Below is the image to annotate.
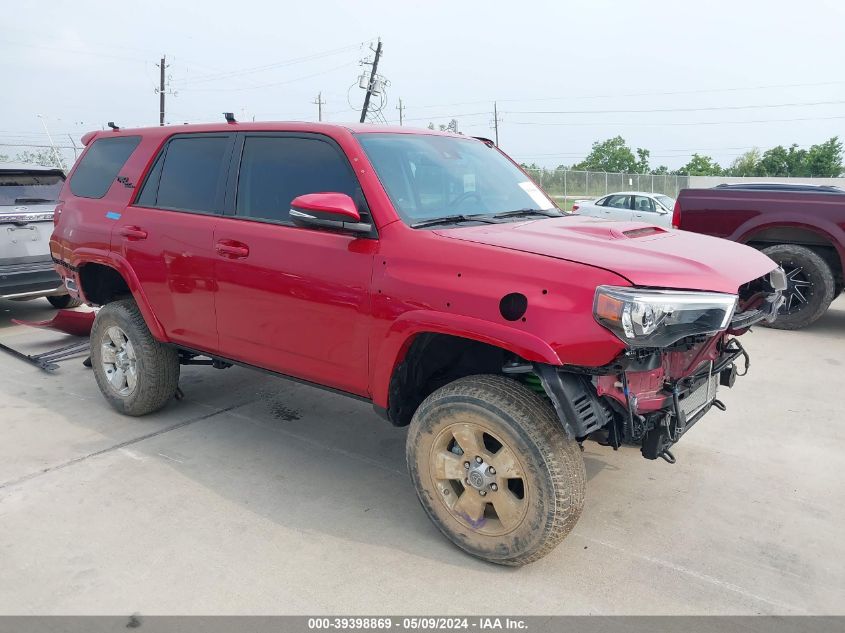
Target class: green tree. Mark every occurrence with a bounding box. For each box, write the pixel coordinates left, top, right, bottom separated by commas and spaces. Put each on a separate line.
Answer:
804, 136, 843, 177
15, 149, 65, 169
635, 148, 650, 174
675, 153, 722, 176
727, 148, 761, 177
573, 136, 646, 173
652, 165, 669, 175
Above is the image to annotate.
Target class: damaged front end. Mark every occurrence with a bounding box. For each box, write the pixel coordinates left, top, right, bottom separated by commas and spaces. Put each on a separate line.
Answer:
533, 269, 786, 462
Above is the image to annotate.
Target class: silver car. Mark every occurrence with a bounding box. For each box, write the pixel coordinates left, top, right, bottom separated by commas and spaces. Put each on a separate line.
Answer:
0, 162, 80, 307
573, 191, 676, 227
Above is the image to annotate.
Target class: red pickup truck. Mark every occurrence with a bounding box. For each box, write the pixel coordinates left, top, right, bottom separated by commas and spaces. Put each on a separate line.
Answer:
674, 183, 845, 329
51, 122, 783, 565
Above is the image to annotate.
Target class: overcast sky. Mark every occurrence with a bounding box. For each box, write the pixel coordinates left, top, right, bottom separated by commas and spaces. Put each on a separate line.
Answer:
3, 0, 845, 169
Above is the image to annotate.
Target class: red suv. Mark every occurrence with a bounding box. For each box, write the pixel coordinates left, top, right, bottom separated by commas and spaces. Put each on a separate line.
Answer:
51, 122, 784, 566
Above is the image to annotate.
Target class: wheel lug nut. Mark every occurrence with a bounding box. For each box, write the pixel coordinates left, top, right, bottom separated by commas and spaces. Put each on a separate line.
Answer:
490, 483, 498, 491
475, 456, 483, 463
479, 490, 486, 496
464, 461, 470, 469
488, 467, 496, 475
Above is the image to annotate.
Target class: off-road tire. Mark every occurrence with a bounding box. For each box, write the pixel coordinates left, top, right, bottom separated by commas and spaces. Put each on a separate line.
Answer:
406, 374, 586, 566
47, 294, 84, 309
90, 299, 179, 416
762, 244, 835, 330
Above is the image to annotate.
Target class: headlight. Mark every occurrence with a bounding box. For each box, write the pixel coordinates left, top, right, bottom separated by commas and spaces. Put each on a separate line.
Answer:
594, 286, 737, 347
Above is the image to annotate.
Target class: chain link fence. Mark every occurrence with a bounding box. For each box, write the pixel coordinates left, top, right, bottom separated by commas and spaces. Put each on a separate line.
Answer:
523, 168, 689, 204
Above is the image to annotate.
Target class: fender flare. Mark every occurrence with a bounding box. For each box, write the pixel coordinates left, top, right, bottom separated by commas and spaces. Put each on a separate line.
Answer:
735, 220, 845, 270
370, 309, 563, 407
73, 249, 169, 342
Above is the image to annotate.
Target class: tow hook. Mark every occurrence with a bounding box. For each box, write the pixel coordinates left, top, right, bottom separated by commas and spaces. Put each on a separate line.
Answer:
660, 449, 676, 464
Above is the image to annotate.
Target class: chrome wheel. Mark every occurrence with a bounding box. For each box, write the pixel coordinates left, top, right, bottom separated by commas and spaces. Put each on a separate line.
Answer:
782, 262, 814, 314
100, 325, 138, 397
430, 421, 529, 537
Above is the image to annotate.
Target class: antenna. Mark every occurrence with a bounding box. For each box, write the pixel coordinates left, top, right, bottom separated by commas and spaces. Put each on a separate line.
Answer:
223, 112, 237, 124
107, 122, 120, 131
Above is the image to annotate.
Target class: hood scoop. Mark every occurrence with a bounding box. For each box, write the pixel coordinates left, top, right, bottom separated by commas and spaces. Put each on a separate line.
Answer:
622, 226, 667, 238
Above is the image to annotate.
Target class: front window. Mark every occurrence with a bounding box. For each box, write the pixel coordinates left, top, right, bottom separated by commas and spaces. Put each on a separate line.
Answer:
0, 172, 64, 206
357, 133, 560, 225
655, 195, 675, 210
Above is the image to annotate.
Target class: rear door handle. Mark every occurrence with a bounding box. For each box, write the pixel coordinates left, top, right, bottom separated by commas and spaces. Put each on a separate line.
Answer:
215, 239, 250, 259
118, 225, 148, 240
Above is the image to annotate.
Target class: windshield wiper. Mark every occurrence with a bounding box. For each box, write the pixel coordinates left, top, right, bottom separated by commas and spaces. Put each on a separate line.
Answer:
410, 214, 497, 229
487, 208, 563, 219
14, 197, 56, 204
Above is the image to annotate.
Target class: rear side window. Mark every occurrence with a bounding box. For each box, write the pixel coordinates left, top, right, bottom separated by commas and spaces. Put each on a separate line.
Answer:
236, 136, 358, 223
69, 136, 141, 199
147, 136, 231, 213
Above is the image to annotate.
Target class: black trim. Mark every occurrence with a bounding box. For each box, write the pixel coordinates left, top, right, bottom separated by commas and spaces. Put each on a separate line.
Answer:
131, 132, 236, 216
173, 345, 372, 404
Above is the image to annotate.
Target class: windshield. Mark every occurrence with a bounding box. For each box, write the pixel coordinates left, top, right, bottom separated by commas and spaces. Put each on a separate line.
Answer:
357, 133, 559, 225
655, 194, 675, 210
0, 173, 64, 205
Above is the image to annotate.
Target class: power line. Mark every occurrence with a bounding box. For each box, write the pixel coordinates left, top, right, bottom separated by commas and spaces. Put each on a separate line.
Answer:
178, 41, 368, 86
390, 79, 845, 111
505, 99, 845, 116
179, 61, 357, 92
508, 114, 845, 127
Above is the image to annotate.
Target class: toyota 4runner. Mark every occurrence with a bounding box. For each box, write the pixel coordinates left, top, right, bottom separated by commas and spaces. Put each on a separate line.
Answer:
51, 122, 784, 566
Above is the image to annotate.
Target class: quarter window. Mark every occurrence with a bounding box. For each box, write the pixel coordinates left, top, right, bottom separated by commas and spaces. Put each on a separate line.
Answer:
236, 136, 359, 223
69, 136, 141, 199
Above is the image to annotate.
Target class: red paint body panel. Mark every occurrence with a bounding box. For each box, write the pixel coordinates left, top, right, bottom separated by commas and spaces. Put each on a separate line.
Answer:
51, 122, 777, 408
213, 216, 376, 397
675, 187, 845, 274
435, 216, 777, 294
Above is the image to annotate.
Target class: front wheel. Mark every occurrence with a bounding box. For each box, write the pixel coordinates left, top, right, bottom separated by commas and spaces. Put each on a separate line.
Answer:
90, 299, 180, 416
406, 375, 585, 566
762, 244, 835, 330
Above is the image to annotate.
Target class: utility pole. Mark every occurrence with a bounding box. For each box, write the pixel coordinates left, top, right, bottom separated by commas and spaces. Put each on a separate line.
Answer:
36, 115, 64, 169
157, 55, 167, 126
359, 38, 383, 124
492, 101, 500, 146
313, 92, 325, 121
396, 97, 404, 126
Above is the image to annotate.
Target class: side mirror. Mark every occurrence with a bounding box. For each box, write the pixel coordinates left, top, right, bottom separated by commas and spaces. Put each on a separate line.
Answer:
290, 192, 372, 234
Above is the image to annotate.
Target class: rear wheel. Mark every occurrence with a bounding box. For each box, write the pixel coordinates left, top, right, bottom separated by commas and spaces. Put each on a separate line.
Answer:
90, 299, 179, 416
406, 374, 585, 566
47, 294, 84, 309
762, 244, 835, 330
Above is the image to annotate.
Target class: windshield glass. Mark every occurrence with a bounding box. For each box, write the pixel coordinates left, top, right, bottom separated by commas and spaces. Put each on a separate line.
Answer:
357, 133, 559, 225
655, 194, 675, 210
0, 173, 64, 205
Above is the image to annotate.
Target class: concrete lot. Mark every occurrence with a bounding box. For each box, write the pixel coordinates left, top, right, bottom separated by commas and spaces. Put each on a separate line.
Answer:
0, 296, 843, 615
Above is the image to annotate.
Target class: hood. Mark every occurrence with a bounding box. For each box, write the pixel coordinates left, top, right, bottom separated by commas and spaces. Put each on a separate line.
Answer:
435, 216, 777, 294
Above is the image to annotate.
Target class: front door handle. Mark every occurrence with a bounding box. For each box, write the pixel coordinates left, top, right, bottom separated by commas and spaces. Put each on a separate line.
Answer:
215, 239, 250, 259
118, 225, 148, 240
